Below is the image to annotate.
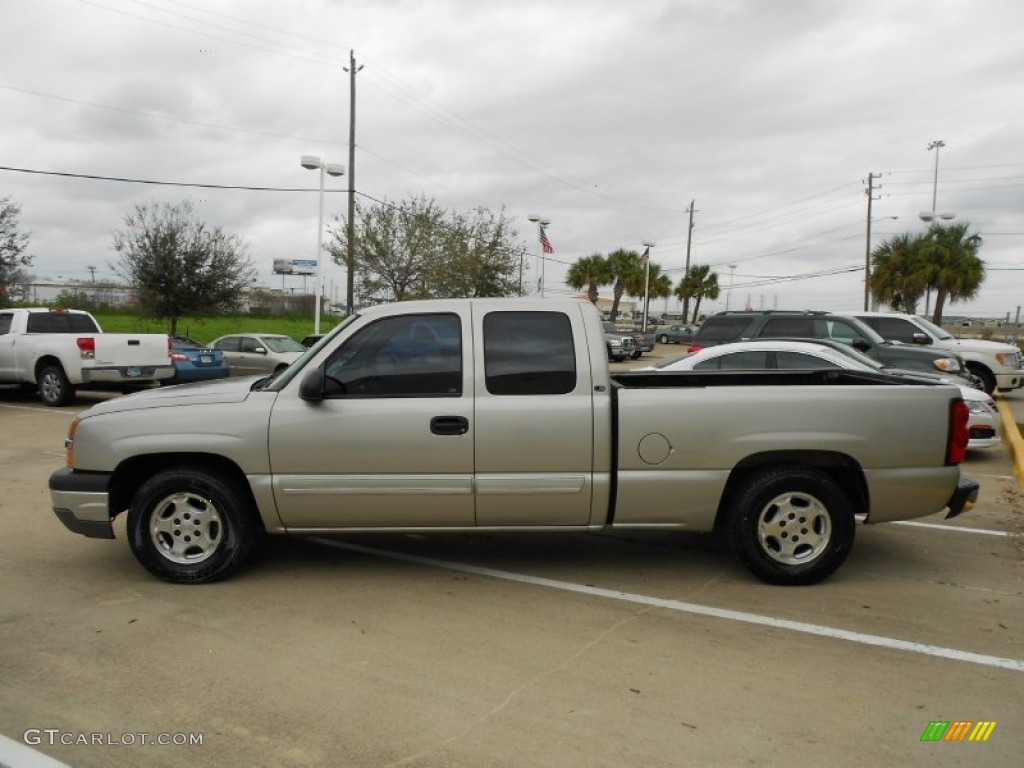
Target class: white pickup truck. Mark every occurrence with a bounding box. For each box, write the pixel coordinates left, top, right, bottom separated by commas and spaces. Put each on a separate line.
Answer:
49, 298, 978, 586
0, 307, 174, 406
853, 311, 1024, 394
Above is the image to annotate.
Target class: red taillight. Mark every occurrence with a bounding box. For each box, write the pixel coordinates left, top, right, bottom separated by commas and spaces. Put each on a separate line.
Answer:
687, 344, 703, 353
170, 352, 189, 362
946, 398, 970, 465
76, 337, 95, 359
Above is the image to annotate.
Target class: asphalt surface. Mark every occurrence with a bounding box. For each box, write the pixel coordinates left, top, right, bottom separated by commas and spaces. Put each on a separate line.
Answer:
0, 366, 1021, 768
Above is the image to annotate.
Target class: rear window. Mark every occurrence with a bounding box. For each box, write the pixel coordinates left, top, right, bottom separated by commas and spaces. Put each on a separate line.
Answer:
694, 315, 756, 343
25, 312, 99, 333
483, 311, 576, 395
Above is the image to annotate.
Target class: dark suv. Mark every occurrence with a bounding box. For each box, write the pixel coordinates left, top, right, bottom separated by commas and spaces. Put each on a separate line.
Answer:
689, 310, 972, 380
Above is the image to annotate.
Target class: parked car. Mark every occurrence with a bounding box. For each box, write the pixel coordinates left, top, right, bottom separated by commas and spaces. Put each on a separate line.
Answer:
209, 333, 306, 376
601, 322, 636, 362
642, 339, 1000, 450
688, 310, 975, 384
656, 324, 697, 345
168, 336, 230, 383
852, 311, 1024, 394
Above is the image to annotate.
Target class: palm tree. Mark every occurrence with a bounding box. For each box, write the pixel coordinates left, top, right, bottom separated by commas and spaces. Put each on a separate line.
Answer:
605, 248, 644, 320
565, 253, 612, 304
676, 264, 719, 323
923, 222, 984, 324
869, 233, 930, 313
624, 262, 672, 320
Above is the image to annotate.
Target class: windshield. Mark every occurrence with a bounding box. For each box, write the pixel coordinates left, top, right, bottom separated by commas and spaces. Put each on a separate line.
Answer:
262, 336, 307, 353
914, 315, 954, 341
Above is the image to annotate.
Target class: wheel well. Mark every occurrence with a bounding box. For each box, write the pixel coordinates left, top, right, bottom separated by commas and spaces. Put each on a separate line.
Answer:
712, 451, 868, 529
34, 356, 63, 382
108, 453, 264, 531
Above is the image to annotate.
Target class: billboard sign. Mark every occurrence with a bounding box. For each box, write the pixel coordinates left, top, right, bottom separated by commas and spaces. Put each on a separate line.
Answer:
273, 258, 318, 276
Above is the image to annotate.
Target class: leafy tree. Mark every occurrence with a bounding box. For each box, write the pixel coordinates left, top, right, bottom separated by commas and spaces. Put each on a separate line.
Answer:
869, 232, 930, 313
0, 196, 32, 308
326, 195, 522, 302
566, 253, 611, 303
605, 248, 644, 321
923, 222, 984, 324
676, 264, 720, 323
112, 200, 256, 335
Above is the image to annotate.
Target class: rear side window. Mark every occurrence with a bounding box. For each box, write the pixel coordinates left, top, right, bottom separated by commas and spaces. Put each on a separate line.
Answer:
0, 313, 12, 335
864, 317, 916, 343
25, 312, 99, 333
775, 351, 840, 370
483, 311, 576, 395
695, 315, 755, 343
759, 317, 817, 338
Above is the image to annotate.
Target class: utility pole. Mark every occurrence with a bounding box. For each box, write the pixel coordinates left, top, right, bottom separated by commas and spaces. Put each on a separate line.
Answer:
86, 265, 96, 283
864, 172, 880, 311
344, 50, 363, 315
681, 200, 696, 322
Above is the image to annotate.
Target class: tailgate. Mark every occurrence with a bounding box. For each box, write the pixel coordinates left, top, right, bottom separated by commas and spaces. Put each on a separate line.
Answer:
91, 334, 170, 366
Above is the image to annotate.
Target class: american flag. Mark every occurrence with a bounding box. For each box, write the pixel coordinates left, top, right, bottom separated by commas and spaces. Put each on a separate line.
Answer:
540, 225, 554, 254
640, 246, 650, 265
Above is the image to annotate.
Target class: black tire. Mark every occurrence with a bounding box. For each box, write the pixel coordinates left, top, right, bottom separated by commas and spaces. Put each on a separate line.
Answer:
728, 467, 855, 585
658, 334, 669, 344
631, 350, 642, 359
127, 467, 257, 584
966, 363, 996, 395
38, 364, 75, 407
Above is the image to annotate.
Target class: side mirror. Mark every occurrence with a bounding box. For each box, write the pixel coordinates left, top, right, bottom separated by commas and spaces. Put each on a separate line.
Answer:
253, 347, 267, 355
299, 365, 325, 402
852, 339, 870, 352
912, 332, 931, 345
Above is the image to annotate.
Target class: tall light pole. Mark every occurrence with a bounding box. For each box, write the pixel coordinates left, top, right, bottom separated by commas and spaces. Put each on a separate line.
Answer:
725, 264, 736, 311
527, 214, 550, 296
918, 141, 954, 316
301, 155, 345, 334
640, 241, 655, 332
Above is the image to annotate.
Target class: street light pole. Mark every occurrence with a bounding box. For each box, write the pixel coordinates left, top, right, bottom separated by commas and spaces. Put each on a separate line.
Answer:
641, 241, 655, 332
726, 264, 736, 311
918, 141, 954, 316
301, 155, 345, 335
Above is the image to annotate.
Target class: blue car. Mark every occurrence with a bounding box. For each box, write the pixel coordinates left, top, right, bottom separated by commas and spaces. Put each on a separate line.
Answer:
168, 336, 230, 383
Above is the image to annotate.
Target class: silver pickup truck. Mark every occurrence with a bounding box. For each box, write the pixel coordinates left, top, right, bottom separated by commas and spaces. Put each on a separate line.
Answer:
49, 298, 978, 586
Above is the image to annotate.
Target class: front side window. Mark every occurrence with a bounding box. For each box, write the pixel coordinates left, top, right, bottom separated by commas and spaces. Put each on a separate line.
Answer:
483, 311, 576, 395
263, 336, 306, 353
240, 337, 263, 353
869, 317, 917, 343
214, 337, 241, 352
826, 319, 870, 346
323, 313, 462, 397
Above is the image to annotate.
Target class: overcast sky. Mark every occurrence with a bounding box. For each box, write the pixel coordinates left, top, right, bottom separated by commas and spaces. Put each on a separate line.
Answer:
2, 0, 1022, 320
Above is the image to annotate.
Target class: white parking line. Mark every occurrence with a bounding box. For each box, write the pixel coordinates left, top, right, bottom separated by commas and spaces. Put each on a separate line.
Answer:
0, 403, 73, 416
310, 538, 1024, 673
891, 520, 1011, 537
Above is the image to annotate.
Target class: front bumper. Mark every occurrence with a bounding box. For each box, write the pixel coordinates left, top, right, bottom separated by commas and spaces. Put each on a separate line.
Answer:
944, 473, 979, 520
48, 467, 115, 539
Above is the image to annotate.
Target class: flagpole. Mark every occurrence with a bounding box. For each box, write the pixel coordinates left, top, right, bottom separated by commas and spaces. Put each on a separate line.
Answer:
527, 214, 551, 297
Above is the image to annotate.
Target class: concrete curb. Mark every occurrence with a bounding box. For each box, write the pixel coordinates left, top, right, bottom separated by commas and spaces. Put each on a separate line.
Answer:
995, 396, 1024, 489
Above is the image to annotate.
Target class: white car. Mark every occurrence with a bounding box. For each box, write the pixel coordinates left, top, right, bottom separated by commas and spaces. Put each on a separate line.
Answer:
640, 340, 1001, 450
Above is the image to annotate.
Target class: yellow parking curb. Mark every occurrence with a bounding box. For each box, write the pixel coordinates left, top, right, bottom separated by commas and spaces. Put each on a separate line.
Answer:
995, 395, 1024, 489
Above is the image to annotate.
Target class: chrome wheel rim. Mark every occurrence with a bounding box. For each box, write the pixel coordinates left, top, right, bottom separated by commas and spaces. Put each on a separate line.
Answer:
756, 491, 831, 565
149, 492, 223, 564
40, 372, 62, 402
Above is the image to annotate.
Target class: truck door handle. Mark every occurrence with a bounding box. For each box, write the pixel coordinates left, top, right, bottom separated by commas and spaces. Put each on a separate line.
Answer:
430, 416, 469, 435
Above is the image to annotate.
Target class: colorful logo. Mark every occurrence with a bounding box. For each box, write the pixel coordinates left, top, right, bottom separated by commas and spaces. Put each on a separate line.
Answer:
920, 721, 997, 742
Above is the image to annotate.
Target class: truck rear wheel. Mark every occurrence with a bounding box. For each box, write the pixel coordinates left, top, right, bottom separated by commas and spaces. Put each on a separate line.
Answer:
127, 467, 256, 584
728, 467, 855, 585
38, 364, 75, 407
658, 334, 669, 344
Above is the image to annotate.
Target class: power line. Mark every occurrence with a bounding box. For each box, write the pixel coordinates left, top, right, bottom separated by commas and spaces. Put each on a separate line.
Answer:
0, 164, 340, 191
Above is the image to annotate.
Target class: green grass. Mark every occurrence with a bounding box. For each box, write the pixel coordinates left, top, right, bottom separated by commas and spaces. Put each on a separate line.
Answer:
92, 313, 345, 344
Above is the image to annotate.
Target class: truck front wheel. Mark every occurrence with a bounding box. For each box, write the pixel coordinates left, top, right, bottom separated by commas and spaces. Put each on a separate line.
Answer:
966, 363, 996, 395
728, 467, 855, 586
127, 467, 257, 584
38, 364, 75, 407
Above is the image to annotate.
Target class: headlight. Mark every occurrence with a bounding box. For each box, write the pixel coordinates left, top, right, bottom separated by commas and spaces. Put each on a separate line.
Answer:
932, 357, 962, 372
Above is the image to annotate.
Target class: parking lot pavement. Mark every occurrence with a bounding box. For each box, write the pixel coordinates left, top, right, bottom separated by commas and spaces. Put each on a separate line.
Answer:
0, 385, 1021, 767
